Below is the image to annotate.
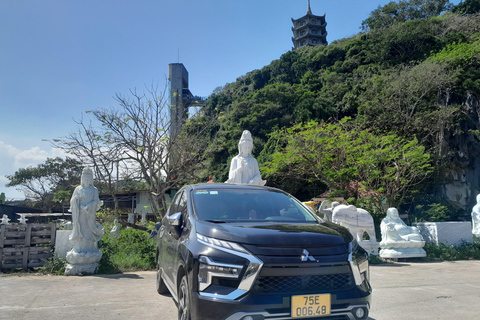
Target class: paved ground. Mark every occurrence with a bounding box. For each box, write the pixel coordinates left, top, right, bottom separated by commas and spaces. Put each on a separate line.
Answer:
1, 260, 479, 320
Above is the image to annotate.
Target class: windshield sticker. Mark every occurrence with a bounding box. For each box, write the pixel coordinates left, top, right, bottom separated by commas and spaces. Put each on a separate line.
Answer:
196, 190, 209, 195
210, 191, 218, 195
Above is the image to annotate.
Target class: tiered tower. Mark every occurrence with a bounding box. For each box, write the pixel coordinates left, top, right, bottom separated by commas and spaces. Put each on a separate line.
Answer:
291, 0, 327, 49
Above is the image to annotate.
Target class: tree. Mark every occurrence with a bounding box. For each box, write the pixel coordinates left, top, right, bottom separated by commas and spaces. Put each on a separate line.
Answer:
6, 157, 82, 212
0, 192, 5, 204
53, 84, 217, 218
262, 119, 433, 212
52, 114, 130, 218
452, 0, 480, 14
356, 61, 460, 157
362, 0, 453, 31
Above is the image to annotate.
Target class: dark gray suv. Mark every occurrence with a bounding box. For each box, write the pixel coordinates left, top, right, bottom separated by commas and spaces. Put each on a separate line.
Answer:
155, 183, 371, 320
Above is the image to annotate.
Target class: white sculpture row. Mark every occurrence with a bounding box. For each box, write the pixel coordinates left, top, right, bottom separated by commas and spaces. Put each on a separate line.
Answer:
1, 214, 28, 225
319, 201, 426, 258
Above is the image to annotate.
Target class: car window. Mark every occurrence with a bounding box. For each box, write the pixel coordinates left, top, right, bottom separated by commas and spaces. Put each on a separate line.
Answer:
168, 190, 184, 216
192, 188, 317, 222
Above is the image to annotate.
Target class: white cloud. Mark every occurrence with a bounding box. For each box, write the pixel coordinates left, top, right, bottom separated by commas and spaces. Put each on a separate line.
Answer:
0, 141, 66, 201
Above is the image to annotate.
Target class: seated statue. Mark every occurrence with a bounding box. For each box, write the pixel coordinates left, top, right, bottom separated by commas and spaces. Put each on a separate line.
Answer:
472, 194, 480, 236
380, 207, 425, 258
225, 130, 266, 186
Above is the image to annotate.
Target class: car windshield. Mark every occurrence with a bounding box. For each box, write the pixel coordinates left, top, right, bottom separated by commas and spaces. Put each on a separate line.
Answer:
192, 188, 317, 223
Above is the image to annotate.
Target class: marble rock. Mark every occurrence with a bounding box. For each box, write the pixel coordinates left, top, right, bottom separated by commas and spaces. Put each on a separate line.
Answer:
55, 230, 73, 259
413, 222, 473, 247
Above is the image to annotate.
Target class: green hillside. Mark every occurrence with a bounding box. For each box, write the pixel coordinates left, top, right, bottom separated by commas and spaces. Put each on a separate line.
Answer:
188, 3, 480, 221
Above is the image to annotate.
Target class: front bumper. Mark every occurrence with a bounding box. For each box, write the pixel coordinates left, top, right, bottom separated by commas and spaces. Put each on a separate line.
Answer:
190, 285, 371, 320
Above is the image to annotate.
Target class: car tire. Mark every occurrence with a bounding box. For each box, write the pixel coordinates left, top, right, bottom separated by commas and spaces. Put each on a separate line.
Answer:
156, 260, 169, 294
178, 275, 191, 320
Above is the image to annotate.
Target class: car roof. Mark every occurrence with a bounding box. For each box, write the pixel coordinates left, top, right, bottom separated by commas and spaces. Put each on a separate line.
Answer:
187, 183, 281, 192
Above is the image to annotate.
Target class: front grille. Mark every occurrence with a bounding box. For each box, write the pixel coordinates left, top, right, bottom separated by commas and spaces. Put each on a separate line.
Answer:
252, 273, 354, 293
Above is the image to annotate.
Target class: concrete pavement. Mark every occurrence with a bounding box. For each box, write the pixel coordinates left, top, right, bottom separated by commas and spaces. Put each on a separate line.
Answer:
1, 260, 479, 320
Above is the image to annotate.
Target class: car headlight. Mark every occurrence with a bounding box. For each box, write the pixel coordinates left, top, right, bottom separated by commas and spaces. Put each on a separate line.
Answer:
198, 256, 243, 291
348, 240, 370, 285
196, 233, 263, 300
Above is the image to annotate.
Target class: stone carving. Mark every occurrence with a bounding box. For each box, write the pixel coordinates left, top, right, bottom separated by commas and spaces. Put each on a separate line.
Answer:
472, 194, 480, 237
18, 214, 28, 224
226, 130, 266, 186
65, 167, 104, 275
318, 200, 340, 222
1, 214, 10, 225
110, 219, 121, 237
379, 207, 426, 258
332, 204, 379, 255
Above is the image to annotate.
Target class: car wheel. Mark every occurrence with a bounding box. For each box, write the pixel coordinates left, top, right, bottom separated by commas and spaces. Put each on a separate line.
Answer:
178, 275, 191, 320
156, 260, 169, 294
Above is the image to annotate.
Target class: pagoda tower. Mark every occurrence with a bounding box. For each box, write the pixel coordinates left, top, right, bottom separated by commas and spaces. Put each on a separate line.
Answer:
291, 0, 327, 49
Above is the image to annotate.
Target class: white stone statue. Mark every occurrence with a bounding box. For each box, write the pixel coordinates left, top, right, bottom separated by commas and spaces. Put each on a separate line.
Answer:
226, 130, 266, 186
379, 207, 426, 258
65, 167, 104, 275
1, 214, 10, 225
110, 219, 121, 237
318, 200, 340, 222
472, 194, 480, 237
332, 204, 376, 241
18, 214, 28, 224
332, 204, 379, 255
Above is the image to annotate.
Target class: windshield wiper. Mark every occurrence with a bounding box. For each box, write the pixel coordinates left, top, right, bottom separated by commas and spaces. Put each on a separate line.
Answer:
204, 220, 228, 224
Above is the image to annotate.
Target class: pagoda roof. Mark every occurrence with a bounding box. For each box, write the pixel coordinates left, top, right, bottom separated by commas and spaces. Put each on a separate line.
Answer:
292, 20, 327, 31
292, 32, 327, 42
292, 12, 326, 24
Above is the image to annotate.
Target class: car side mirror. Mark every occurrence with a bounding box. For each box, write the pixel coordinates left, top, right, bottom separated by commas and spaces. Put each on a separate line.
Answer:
169, 212, 182, 226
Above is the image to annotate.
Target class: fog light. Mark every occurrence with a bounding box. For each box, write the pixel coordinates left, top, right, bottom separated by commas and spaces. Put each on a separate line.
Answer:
242, 317, 254, 320
354, 307, 366, 319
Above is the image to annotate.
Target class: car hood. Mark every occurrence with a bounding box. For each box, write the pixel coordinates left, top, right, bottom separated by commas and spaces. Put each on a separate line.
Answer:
195, 220, 353, 246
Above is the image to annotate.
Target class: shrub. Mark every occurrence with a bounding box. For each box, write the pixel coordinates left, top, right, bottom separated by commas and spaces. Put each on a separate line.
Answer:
99, 226, 156, 272
423, 241, 480, 260
40, 254, 67, 275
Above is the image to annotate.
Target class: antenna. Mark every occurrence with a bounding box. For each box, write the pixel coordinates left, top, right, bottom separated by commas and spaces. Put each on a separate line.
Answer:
178, 49, 180, 63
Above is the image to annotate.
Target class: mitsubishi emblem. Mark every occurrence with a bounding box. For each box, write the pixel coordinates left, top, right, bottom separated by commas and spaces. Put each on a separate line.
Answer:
301, 249, 316, 262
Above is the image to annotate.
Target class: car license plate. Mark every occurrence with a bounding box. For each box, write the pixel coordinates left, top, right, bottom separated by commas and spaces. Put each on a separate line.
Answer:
291, 294, 331, 318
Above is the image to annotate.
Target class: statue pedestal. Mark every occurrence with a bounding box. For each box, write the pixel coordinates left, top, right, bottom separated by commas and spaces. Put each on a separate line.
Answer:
65, 249, 102, 275
359, 241, 379, 256
379, 241, 426, 259
413, 222, 473, 247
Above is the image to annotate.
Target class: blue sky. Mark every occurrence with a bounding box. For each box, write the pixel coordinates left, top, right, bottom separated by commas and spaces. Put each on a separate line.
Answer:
0, 0, 461, 200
